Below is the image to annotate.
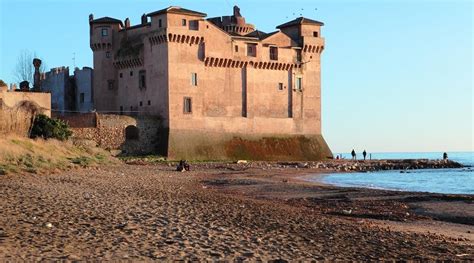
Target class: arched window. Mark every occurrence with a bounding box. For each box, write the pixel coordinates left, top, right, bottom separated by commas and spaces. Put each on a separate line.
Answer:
125, 125, 139, 140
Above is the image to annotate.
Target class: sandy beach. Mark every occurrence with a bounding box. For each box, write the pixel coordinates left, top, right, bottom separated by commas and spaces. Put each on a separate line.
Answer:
1, 162, 473, 260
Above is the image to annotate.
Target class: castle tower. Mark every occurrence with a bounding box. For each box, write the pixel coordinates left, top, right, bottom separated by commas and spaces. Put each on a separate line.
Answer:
89, 14, 123, 112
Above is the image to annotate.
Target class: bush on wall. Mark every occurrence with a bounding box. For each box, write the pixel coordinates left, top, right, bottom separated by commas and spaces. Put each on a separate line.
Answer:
30, 114, 72, 141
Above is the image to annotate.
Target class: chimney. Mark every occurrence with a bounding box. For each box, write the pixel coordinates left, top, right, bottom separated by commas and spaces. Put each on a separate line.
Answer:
89, 14, 94, 22
141, 14, 147, 24
124, 18, 130, 28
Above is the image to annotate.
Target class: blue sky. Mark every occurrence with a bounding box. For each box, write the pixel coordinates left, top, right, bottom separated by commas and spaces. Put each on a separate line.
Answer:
1, 0, 472, 153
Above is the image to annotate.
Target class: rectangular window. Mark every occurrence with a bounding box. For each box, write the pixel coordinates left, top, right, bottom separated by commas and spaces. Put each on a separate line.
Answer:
130, 71, 133, 76
101, 28, 108, 36
182, 19, 187, 26
183, 97, 192, 114
191, 73, 198, 86
119, 73, 123, 78
189, 20, 199, 30
247, 44, 257, 57
296, 49, 302, 62
313, 31, 319, 37
120, 106, 123, 114
158, 19, 162, 28
270, 46, 278, 60
296, 77, 303, 91
140, 101, 143, 106
278, 83, 284, 91
80, 93, 85, 103
139, 70, 146, 89
148, 100, 151, 106
235, 45, 238, 52
106, 51, 111, 58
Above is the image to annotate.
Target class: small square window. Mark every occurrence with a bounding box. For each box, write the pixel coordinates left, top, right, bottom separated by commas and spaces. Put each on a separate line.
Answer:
278, 83, 284, 91
235, 45, 238, 52
191, 73, 198, 86
107, 80, 115, 90
247, 44, 257, 57
158, 19, 162, 28
106, 51, 111, 58
101, 28, 108, 36
184, 97, 192, 114
182, 19, 187, 26
313, 31, 319, 37
119, 73, 123, 78
148, 100, 151, 106
130, 71, 133, 76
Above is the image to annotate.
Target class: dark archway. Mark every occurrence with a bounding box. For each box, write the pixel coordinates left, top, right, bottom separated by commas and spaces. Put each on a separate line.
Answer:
125, 125, 139, 140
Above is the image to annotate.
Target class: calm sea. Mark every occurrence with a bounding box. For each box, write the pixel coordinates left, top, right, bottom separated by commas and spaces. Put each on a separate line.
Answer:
310, 152, 474, 195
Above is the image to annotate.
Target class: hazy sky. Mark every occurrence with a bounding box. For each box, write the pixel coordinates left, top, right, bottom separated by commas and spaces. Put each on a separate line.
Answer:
0, 0, 472, 153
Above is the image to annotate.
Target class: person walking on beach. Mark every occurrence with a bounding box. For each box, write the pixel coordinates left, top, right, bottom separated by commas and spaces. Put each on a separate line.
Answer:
363, 150, 367, 160
351, 149, 356, 160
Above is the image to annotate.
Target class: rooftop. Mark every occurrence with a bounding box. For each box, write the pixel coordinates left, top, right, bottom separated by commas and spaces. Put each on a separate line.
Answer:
147, 6, 207, 17
90, 16, 123, 26
276, 17, 324, 29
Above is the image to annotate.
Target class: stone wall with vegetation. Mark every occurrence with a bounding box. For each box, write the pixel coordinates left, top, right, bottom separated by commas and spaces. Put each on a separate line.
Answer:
59, 113, 164, 155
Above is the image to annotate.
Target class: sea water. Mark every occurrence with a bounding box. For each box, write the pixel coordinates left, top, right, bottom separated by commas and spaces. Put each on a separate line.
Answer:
312, 152, 474, 195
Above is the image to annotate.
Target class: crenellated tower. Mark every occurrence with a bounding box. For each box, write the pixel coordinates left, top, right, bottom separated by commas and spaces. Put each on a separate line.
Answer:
89, 14, 122, 111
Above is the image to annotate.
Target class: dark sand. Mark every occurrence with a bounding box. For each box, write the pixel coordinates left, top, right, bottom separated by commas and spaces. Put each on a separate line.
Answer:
0, 162, 472, 260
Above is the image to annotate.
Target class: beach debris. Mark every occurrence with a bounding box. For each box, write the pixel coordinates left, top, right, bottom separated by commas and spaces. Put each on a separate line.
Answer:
342, 209, 352, 215
45, 223, 53, 228
237, 160, 248, 164
176, 160, 190, 172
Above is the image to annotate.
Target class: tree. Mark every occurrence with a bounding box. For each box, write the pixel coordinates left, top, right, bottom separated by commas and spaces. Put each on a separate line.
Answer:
13, 50, 47, 85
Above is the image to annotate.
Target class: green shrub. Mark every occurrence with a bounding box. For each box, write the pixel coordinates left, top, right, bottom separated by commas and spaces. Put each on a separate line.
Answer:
30, 114, 72, 141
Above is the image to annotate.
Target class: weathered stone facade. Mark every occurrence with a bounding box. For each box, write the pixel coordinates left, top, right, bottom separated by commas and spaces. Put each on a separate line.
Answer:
90, 6, 332, 160
0, 85, 51, 136
63, 113, 164, 155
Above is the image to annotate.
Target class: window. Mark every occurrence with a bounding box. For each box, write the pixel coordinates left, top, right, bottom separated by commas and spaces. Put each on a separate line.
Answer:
148, 100, 151, 106
313, 31, 319, 37
101, 28, 108, 36
278, 83, 284, 91
247, 44, 257, 57
106, 51, 111, 58
189, 20, 199, 30
140, 101, 143, 106
191, 73, 198, 86
139, 70, 146, 89
120, 106, 123, 114
182, 19, 187, 26
235, 45, 239, 52
119, 73, 123, 78
296, 77, 303, 91
183, 97, 192, 114
107, 80, 115, 90
80, 93, 85, 103
130, 71, 133, 76
296, 49, 302, 62
270, 46, 278, 60
158, 19, 162, 28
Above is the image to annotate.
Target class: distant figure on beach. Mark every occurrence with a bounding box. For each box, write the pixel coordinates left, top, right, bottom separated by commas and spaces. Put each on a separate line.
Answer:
351, 149, 356, 160
443, 152, 448, 160
363, 150, 367, 160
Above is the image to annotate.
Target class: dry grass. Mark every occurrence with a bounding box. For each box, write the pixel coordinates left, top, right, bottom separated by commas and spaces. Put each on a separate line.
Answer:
0, 136, 114, 175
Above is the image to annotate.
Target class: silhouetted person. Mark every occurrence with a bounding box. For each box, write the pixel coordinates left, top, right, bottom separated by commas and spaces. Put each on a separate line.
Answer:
177, 160, 190, 172
363, 150, 367, 160
351, 149, 356, 160
443, 152, 448, 160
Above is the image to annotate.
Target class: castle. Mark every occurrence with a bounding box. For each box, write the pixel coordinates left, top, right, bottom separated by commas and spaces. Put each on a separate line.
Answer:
89, 6, 332, 160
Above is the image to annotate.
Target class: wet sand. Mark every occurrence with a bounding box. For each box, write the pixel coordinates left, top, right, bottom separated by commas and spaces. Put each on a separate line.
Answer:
0, 162, 472, 260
